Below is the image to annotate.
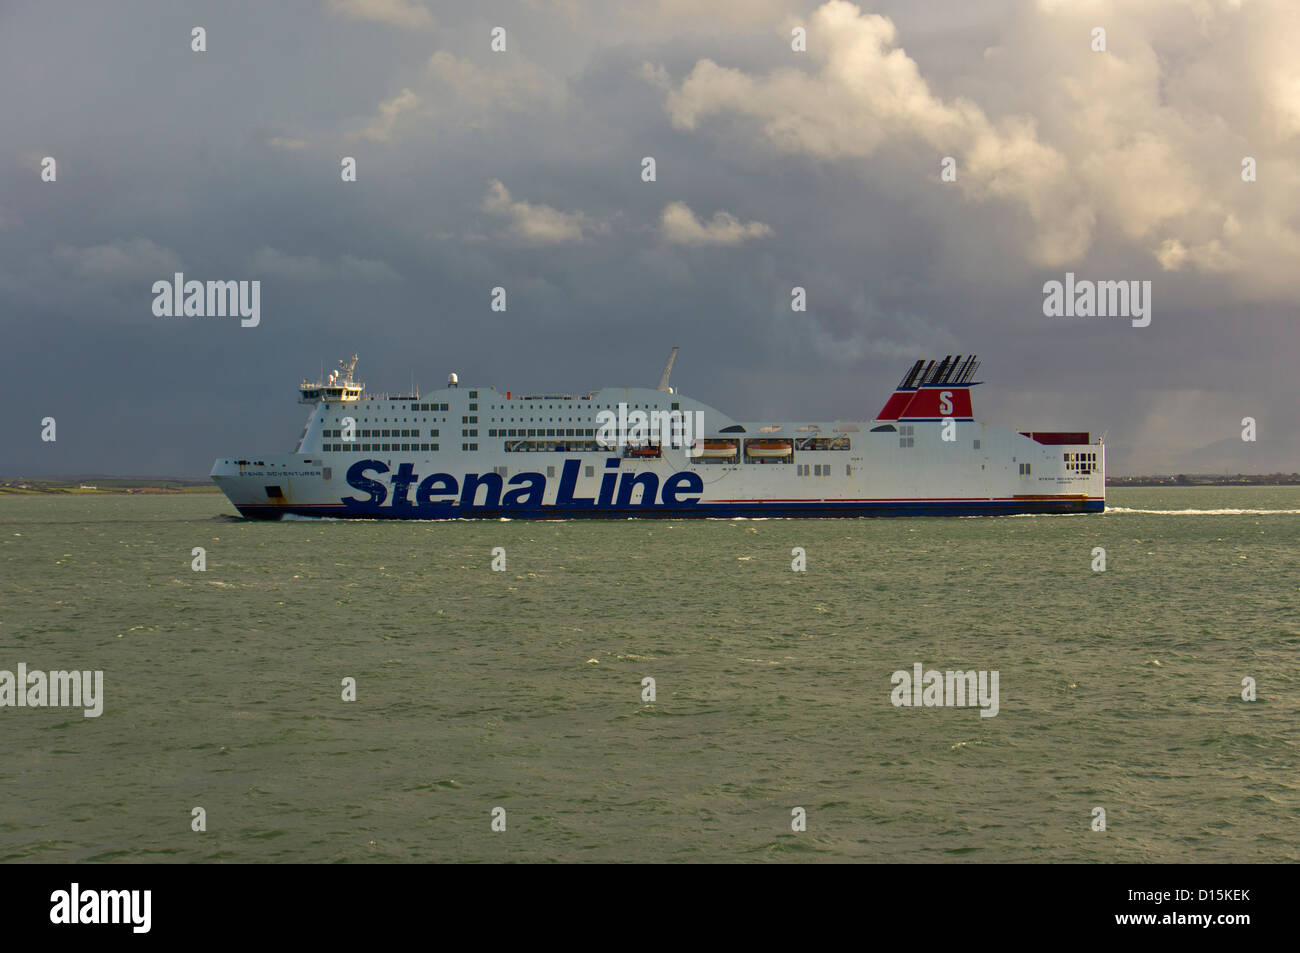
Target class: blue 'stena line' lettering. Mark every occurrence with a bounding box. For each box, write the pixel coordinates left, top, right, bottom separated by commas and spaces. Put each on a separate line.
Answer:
344, 459, 702, 510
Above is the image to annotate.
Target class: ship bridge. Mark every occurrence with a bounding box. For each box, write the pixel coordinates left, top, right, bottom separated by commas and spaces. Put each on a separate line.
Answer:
301, 354, 365, 404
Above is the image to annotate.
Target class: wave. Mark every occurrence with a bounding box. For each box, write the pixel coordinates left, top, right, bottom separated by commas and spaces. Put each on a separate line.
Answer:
1105, 506, 1300, 515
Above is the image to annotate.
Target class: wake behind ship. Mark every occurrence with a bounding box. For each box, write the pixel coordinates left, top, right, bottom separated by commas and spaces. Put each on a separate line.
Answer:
210, 352, 1104, 519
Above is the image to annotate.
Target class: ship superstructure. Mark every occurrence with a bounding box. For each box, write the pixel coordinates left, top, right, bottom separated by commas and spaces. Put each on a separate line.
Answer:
211, 352, 1104, 519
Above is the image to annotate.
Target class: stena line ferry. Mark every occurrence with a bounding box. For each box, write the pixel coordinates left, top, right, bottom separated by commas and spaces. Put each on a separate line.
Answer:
210, 351, 1105, 519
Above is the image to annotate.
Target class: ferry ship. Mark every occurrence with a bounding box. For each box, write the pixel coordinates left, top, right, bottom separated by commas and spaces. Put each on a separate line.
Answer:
210, 351, 1105, 519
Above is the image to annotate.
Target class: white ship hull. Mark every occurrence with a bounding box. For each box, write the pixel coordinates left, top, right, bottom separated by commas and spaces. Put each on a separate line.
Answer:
211, 354, 1105, 519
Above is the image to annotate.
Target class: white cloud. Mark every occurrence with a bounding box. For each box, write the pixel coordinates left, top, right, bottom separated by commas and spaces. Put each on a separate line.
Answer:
481, 180, 602, 243
427, 52, 566, 112
659, 201, 772, 246
326, 0, 433, 30
52, 238, 182, 281
268, 136, 309, 151
354, 88, 419, 142
658, 0, 1300, 291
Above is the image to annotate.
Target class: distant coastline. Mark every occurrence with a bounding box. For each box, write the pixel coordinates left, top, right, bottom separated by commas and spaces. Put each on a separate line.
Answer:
0, 478, 219, 495
1106, 473, 1300, 487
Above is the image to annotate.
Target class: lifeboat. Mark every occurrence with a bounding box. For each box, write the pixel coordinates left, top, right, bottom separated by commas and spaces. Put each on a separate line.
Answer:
697, 440, 738, 459
745, 440, 793, 459
627, 445, 662, 458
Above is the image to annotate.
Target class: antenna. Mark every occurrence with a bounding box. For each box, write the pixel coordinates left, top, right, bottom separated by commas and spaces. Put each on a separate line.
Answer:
657, 346, 680, 392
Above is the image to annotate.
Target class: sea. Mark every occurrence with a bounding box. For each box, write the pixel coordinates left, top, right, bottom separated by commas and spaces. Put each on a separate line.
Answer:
1, 487, 1296, 863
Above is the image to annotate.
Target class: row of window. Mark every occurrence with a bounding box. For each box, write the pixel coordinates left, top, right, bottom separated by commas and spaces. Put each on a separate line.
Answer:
794, 437, 852, 451
410, 395, 685, 416
494, 428, 597, 438
796, 464, 852, 477
1018, 463, 1033, 475
325, 443, 439, 452
506, 441, 603, 452
323, 428, 439, 439
1065, 451, 1096, 472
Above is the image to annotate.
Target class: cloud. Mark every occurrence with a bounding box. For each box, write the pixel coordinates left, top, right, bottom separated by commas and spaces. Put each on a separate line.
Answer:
267, 136, 309, 151
657, 0, 1300, 287
427, 52, 566, 112
481, 180, 602, 243
662, 2, 1082, 262
326, 0, 433, 30
340, 254, 401, 281
659, 201, 772, 246
251, 247, 398, 281
353, 87, 419, 142
52, 238, 182, 281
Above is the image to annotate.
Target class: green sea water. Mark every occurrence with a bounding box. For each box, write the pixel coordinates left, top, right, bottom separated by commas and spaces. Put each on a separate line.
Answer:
1, 488, 1297, 863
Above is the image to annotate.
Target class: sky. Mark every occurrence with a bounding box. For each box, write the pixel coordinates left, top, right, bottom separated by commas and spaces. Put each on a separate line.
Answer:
2, 0, 1297, 477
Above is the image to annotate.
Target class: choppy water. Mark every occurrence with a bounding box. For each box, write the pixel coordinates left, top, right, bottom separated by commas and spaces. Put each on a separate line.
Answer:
1, 488, 1297, 863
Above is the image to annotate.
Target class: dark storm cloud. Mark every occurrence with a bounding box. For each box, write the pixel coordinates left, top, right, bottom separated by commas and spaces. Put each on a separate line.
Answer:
1, 0, 1296, 477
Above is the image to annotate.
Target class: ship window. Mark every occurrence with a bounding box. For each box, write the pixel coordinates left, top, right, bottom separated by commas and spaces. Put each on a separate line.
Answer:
323, 468, 332, 480
973, 439, 980, 450
431, 444, 438, 451
469, 403, 477, 411
469, 391, 478, 398
547, 467, 556, 478
585, 466, 595, 478
846, 464, 852, 476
